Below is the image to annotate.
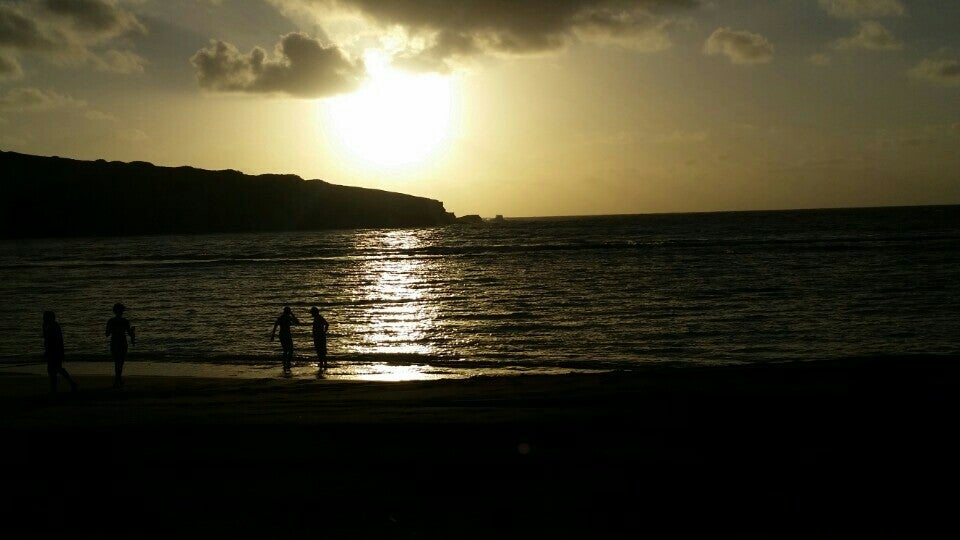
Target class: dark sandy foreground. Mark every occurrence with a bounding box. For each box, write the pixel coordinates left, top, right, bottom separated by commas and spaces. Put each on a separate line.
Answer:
2, 356, 960, 539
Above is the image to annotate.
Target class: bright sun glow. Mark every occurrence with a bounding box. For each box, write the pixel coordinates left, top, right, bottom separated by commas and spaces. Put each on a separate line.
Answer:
321, 50, 458, 169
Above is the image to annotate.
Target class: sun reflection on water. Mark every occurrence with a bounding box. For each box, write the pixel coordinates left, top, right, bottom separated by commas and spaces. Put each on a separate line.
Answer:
352, 230, 440, 357
340, 363, 447, 381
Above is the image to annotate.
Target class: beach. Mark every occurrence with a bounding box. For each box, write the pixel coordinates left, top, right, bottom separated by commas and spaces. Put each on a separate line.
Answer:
3, 355, 959, 538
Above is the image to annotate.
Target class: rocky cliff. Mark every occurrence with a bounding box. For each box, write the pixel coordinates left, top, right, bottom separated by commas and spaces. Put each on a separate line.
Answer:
0, 150, 454, 237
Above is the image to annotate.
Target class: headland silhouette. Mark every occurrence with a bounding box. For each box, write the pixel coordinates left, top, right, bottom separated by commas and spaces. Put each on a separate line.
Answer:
0, 150, 456, 238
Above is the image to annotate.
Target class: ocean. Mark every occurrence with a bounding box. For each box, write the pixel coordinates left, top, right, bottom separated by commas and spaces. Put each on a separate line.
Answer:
2, 205, 958, 378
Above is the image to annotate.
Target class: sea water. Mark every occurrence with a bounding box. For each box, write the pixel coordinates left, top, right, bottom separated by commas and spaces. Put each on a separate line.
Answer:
1, 206, 958, 378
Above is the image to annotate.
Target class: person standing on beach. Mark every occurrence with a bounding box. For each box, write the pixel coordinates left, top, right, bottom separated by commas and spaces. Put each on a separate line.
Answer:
43, 311, 77, 393
106, 303, 135, 388
271, 306, 300, 372
310, 307, 329, 372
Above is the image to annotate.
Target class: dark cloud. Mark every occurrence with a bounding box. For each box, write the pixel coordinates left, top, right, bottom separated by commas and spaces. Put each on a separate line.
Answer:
289, 0, 697, 70
91, 48, 146, 73
41, 0, 146, 36
909, 58, 960, 86
703, 27, 773, 65
0, 86, 85, 111
818, 0, 904, 19
0, 1, 146, 73
571, 6, 676, 50
392, 30, 480, 73
832, 21, 902, 51
191, 32, 365, 97
808, 53, 832, 66
0, 4, 60, 50
0, 53, 23, 79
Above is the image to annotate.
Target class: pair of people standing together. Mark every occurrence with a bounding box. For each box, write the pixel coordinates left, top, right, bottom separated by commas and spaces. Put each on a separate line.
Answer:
42, 302, 134, 392
271, 306, 329, 372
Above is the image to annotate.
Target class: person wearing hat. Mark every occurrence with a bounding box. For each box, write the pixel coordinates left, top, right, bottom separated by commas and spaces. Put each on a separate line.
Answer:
309, 307, 329, 372
105, 303, 135, 388
271, 306, 300, 372
42, 311, 77, 393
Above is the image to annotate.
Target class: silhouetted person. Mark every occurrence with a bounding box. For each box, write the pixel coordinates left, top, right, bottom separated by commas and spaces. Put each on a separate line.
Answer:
271, 306, 300, 372
106, 303, 135, 388
43, 311, 77, 393
310, 307, 329, 372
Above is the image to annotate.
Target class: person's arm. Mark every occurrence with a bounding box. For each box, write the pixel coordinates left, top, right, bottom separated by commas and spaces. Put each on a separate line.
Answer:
321, 317, 329, 334
292, 316, 301, 325
270, 319, 279, 341
105, 320, 112, 337
127, 322, 135, 346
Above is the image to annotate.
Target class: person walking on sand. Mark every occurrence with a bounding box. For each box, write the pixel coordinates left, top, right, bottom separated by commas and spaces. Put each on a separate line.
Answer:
106, 303, 135, 388
271, 306, 300, 372
310, 307, 329, 372
43, 311, 77, 393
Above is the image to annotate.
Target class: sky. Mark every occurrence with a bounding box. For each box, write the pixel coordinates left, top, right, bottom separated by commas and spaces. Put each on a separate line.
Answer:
1, 0, 959, 217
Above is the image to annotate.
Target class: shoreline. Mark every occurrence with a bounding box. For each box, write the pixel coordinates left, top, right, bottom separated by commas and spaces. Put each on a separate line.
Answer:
3, 353, 957, 427
0, 357, 613, 382
4, 354, 959, 537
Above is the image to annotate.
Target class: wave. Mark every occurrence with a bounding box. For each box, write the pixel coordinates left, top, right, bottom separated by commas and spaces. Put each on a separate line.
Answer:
5, 352, 955, 376
5, 232, 958, 270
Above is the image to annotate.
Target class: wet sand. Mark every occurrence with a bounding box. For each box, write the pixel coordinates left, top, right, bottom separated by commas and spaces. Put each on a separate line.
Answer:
2, 355, 959, 538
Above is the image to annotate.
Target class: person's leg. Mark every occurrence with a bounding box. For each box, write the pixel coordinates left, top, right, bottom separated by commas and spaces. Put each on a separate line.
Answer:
59, 367, 77, 390
281, 335, 293, 370
47, 362, 58, 393
113, 352, 125, 387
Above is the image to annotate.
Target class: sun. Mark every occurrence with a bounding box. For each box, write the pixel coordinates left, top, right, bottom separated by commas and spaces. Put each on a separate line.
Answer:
320, 50, 458, 170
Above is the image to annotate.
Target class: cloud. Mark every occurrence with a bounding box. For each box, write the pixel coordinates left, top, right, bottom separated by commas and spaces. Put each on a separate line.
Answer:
0, 87, 85, 112
0, 4, 60, 50
117, 127, 149, 142
392, 30, 480, 73
571, 6, 678, 51
808, 53, 832, 66
84, 109, 117, 122
0, 1, 146, 74
703, 27, 773, 65
818, 0, 904, 19
0, 53, 23, 79
0, 86, 124, 127
909, 58, 960, 86
91, 48, 147, 73
873, 124, 960, 151
191, 32, 365, 97
279, 1, 699, 71
832, 21, 902, 51
40, 0, 146, 37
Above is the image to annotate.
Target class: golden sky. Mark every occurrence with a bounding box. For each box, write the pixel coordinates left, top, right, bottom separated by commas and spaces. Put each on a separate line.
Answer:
1, 0, 959, 217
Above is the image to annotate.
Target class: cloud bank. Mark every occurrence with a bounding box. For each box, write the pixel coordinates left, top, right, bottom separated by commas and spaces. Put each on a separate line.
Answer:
0, 0, 146, 74
910, 58, 960, 86
703, 27, 773, 65
818, 0, 905, 19
280, 0, 699, 71
832, 21, 902, 51
0, 86, 85, 112
0, 52, 23, 79
191, 32, 365, 98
